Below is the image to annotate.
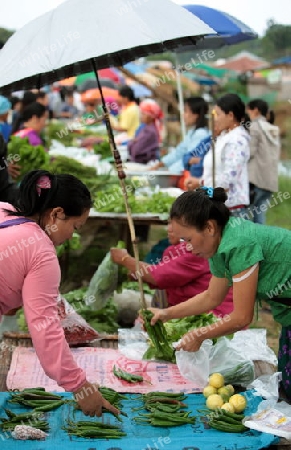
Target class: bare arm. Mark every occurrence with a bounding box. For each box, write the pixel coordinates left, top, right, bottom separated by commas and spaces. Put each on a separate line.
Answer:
110, 248, 156, 285
151, 276, 230, 323
177, 265, 258, 351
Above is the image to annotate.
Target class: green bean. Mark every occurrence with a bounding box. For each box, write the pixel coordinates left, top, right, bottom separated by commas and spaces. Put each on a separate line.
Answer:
33, 400, 65, 412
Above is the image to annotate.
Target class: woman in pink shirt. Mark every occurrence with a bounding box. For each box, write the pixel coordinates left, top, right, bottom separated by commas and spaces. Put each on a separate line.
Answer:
13, 102, 47, 147
111, 225, 233, 318
0, 169, 118, 418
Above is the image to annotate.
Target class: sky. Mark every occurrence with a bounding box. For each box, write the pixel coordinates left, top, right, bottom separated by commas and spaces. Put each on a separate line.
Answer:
0, 0, 290, 36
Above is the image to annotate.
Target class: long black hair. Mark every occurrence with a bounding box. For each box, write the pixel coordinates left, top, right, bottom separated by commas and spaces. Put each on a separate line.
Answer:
170, 188, 230, 231
247, 98, 275, 124
184, 97, 208, 129
216, 93, 250, 131
11, 102, 47, 135
118, 85, 136, 102
6, 170, 92, 219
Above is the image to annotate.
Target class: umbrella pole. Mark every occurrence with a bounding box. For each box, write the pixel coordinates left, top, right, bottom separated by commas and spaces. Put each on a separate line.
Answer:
175, 54, 186, 140
211, 109, 216, 188
91, 59, 147, 310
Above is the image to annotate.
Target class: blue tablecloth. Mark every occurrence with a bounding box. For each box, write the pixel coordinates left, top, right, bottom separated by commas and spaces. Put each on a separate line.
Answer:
0, 391, 278, 450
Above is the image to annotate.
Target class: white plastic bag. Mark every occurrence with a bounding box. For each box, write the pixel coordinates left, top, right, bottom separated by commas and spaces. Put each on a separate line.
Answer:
175, 339, 212, 388
244, 406, 291, 440
230, 329, 277, 366
118, 328, 149, 361
210, 337, 255, 387
247, 372, 282, 400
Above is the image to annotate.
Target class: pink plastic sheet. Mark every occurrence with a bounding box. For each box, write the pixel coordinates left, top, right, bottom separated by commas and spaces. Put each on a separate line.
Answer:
7, 346, 203, 393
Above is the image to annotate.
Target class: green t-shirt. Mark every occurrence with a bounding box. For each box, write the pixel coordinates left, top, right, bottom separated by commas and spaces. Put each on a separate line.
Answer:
209, 217, 291, 326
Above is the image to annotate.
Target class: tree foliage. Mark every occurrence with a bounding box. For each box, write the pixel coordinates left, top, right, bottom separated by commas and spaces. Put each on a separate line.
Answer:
262, 20, 291, 56
0, 27, 14, 47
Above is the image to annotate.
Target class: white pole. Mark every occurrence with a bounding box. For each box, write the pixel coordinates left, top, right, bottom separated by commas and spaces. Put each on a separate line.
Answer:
175, 53, 186, 140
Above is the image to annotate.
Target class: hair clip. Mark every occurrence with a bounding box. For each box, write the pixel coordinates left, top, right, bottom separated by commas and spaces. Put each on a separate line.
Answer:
201, 186, 214, 198
36, 175, 51, 197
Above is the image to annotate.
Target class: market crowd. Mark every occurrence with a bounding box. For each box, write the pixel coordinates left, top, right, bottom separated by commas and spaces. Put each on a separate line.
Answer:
0, 83, 290, 416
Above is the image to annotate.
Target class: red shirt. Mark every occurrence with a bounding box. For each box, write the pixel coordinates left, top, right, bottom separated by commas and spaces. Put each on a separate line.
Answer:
150, 242, 233, 318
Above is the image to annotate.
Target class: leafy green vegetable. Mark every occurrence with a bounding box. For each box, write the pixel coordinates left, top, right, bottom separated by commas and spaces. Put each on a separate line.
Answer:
63, 290, 119, 334
50, 155, 97, 179
93, 140, 111, 159
164, 314, 217, 344
17, 289, 119, 334
56, 232, 81, 258
94, 186, 175, 215
7, 136, 49, 182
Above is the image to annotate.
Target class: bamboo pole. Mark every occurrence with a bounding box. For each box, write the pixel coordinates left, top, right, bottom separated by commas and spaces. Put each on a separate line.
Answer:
211, 109, 216, 188
91, 59, 147, 310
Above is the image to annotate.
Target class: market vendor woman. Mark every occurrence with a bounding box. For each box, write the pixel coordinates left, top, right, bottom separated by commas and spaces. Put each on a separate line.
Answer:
150, 188, 291, 400
0, 169, 119, 417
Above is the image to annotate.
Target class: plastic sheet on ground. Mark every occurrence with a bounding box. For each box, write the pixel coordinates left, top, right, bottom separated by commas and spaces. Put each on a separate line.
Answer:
0, 391, 279, 450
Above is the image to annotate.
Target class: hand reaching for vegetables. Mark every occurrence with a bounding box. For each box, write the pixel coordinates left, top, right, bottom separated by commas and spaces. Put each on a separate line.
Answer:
8, 162, 21, 179
74, 381, 120, 417
176, 329, 203, 352
110, 248, 129, 265
139, 307, 169, 326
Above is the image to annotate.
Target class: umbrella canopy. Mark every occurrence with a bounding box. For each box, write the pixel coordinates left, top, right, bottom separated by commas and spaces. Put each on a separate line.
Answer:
0, 0, 214, 94
131, 84, 152, 98
81, 87, 119, 103
175, 4, 257, 138
78, 78, 118, 92
178, 4, 257, 51
75, 69, 122, 86
58, 76, 76, 86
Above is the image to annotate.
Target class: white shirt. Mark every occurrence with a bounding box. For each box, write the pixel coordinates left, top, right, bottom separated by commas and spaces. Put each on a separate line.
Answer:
203, 126, 250, 208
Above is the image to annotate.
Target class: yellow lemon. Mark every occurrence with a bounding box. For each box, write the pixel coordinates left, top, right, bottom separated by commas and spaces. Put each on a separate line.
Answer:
203, 385, 217, 398
206, 394, 224, 410
221, 403, 235, 413
208, 373, 225, 389
229, 394, 247, 413
225, 384, 235, 395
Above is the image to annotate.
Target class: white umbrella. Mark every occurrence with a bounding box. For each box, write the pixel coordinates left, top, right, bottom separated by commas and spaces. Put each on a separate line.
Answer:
0, 0, 214, 93
0, 0, 214, 309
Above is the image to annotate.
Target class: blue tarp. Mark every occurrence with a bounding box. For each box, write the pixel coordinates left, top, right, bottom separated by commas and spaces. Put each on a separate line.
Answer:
0, 391, 278, 450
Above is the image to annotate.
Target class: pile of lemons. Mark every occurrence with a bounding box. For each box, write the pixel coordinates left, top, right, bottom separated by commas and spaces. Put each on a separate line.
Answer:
203, 373, 247, 413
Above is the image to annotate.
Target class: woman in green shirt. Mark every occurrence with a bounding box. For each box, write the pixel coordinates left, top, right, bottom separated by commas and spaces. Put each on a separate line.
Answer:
150, 187, 291, 400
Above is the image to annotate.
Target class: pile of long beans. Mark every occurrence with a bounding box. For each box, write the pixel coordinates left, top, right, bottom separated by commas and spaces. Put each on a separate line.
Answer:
133, 391, 196, 427
63, 418, 126, 439
0, 409, 49, 432
141, 309, 175, 363
113, 365, 144, 383
9, 388, 65, 412
73, 387, 128, 422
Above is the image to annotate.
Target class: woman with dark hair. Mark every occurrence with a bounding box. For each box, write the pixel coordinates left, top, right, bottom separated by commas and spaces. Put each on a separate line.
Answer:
186, 94, 250, 216
11, 91, 38, 134
150, 187, 291, 402
128, 99, 163, 163
111, 85, 140, 140
13, 102, 47, 147
0, 170, 119, 418
151, 97, 210, 173
247, 99, 280, 224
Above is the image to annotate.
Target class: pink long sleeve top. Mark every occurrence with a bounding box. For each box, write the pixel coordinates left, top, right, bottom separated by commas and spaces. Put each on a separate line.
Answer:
0, 203, 86, 392
149, 242, 234, 318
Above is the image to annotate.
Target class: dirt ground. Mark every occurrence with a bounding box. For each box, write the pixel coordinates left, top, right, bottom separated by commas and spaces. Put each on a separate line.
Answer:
251, 303, 281, 355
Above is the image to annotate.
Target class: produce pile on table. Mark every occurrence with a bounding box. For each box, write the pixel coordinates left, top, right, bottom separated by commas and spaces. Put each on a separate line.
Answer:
202, 372, 248, 433
93, 184, 176, 214
7, 136, 49, 182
